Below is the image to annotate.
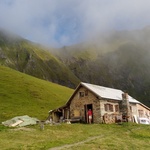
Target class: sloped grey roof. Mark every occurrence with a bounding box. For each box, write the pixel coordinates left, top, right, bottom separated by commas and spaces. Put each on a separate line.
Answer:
81, 82, 140, 104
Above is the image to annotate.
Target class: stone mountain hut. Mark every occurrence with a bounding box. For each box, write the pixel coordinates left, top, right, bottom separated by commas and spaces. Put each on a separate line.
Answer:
49, 82, 150, 124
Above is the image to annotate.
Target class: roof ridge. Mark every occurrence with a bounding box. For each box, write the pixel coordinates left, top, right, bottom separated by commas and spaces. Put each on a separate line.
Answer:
80, 82, 139, 103
81, 82, 122, 91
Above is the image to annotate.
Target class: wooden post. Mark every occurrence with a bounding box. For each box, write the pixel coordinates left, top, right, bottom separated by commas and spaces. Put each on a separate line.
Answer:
39, 121, 45, 130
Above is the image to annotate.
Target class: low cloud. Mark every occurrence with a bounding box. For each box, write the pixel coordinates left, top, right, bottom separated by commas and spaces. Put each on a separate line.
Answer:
0, 0, 150, 47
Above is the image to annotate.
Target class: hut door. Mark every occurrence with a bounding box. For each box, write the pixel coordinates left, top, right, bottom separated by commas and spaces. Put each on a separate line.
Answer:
84, 104, 88, 123
84, 104, 93, 123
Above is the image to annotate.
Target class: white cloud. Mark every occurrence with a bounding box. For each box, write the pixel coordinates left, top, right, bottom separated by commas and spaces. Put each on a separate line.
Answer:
0, 0, 150, 47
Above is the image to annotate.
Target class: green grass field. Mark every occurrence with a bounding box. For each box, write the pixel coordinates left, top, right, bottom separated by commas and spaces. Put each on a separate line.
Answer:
0, 123, 149, 150
0, 65, 150, 150
0, 65, 74, 122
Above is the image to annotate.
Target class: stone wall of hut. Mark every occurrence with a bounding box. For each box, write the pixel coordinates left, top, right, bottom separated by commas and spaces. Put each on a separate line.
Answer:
130, 103, 138, 118
99, 99, 120, 123
69, 86, 101, 123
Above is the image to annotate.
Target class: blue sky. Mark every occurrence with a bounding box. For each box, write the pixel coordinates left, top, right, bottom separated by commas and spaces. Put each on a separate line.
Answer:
0, 0, 150, 47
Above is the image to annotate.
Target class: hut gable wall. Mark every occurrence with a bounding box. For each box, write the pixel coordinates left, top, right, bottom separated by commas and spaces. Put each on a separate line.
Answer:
69, 86, 101, 123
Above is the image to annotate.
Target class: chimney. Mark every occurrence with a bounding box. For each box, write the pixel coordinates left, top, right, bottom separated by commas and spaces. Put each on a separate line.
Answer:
122, 93, 128, 100
120, 92, 131, 122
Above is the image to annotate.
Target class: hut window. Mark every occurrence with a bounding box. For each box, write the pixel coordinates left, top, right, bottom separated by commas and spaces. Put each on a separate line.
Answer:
79, 92, 84, 97
104, 104, 114, 112
85, 90, 88, 96
115, 105, 119, 112
138, 110, 144, 117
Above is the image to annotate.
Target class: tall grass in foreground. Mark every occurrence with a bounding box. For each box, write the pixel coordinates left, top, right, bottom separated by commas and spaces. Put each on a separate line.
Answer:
0, 123, 149, 150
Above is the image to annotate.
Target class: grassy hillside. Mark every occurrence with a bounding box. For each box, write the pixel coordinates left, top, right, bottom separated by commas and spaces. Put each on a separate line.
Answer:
1, 28, 150, 107
0, 65, 73, 122
0, 30, 80, 88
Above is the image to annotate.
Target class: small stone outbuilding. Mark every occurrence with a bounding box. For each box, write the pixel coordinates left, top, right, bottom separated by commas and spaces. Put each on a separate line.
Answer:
49, 82, 150, 124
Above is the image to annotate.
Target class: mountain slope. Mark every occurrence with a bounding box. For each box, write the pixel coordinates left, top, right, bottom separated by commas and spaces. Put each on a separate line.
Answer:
0, 65, 73, 122
1, 28, 150, 107
56, 28, 150, 107
0, 30, 80, 88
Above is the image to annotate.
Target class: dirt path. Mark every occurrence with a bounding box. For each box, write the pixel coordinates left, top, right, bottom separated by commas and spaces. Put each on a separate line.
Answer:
48, 134, 105, 150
